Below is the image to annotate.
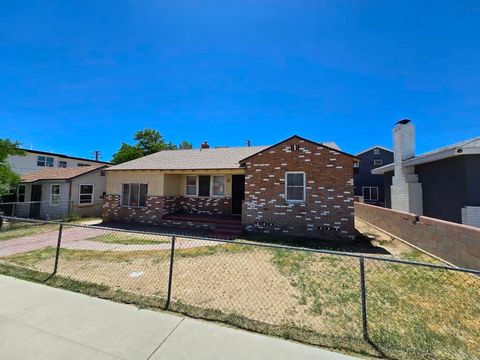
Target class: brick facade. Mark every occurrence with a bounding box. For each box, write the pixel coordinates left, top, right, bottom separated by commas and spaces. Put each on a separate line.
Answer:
163, 196, 231, 216
103, 195, 165, 224
242, 137, 355, 240
103, 194, 231, 224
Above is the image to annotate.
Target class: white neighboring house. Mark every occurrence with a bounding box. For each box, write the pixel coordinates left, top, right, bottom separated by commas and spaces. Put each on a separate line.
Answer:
8, 149, 110, 175
15, 165, 108, 219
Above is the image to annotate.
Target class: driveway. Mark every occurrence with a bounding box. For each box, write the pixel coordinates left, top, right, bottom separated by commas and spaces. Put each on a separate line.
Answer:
0, 226, 220, 257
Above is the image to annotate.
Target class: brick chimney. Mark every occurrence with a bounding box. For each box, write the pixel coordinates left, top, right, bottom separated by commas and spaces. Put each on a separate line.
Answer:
391, 119, 423, 214
201, 141, 210, 149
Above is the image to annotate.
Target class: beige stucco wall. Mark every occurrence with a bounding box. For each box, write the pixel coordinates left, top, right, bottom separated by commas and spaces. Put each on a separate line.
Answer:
106, 170, 164, 196
106, 169, 244, 197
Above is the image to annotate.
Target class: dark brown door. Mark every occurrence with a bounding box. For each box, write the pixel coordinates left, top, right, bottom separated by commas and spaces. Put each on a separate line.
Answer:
231, 175, 245, 215
30, 185, 42, 218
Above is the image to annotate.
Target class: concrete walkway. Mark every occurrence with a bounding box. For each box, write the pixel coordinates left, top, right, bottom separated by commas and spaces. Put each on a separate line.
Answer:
0, 275, 356, 360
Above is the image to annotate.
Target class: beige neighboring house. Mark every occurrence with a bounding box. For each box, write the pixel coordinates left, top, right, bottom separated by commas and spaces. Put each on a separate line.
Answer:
14, 165, 108, 219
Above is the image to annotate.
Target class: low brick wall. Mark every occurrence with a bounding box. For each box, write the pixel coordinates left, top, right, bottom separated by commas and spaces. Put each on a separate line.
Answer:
355, 202, 480, 270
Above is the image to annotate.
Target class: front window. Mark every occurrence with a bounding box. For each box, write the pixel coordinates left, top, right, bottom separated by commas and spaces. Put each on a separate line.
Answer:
363, 187, 379, 201
37, 156, 54, 167
58, 161, 67, 168
122, 183, 148, 207
186, 176, 197, 196
77, 163, 91, 167
50, 184, 60, 204
79, 184, 94, 205
213, 176, 225, 196
285, 172, 305, 202
373, 159, 383, 166
17, 185, 26, 202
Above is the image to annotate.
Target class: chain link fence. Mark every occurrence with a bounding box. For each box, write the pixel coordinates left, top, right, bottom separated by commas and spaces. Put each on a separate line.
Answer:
0, 215, 478, 359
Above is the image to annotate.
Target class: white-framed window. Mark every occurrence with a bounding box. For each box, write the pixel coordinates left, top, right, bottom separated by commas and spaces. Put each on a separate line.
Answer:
77, 163, 91, 167
362, 186, 379, 201
373, 159, 383, 166
185, 176, 198, 196
37, 156, 54, 167
212, 176, 225, 197
353, 161, 360, 168
58, 160, 67, 168
17, 185, 26, 202
122, 183, 148, 207
79, 184, 94, 205
50, 184, 60, 205
185, 175, 226, 197
285, 172, 305, 203
373, 148, 380, 155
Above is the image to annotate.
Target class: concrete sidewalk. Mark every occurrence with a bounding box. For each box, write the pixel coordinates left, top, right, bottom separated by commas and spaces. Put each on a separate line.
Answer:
0, 275, 356, 360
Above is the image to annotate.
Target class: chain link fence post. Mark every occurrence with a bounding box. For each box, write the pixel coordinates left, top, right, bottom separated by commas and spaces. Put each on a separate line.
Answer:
53, 223, 63, 275
165, 234, 176, 310
359, 256, 369, 341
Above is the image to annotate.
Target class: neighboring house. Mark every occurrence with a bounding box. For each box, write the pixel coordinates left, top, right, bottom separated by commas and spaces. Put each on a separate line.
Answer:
7, 149, 110, 175
14, 165, 108, 219
103, 135, 357, 240
354, 146, 393, 206
372, 120, 480, 227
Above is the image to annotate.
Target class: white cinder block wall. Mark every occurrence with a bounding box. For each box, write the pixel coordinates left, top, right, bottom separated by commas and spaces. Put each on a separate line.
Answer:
462, 206, 480, 228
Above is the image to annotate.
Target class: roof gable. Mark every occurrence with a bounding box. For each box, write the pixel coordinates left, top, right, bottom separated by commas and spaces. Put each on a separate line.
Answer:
239, 135, 357, 163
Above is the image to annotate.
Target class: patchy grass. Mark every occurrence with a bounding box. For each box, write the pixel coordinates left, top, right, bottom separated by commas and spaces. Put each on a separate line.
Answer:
88, 233, 169, 245
1, 240, 479, 360
0, 223, 57, 242
270, 248, 480, 360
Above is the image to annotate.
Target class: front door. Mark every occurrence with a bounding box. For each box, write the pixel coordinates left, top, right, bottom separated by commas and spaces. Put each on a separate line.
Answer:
30, 185, 42, 218
231, 175, 245, 216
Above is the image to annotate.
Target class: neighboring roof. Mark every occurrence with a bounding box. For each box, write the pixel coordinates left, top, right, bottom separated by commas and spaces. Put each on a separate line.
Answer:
20, 148, 110, 165
355, 145, 393, 156
372, 136, 480, 175
106, 146, 269, 171
21, 165, 108, 183
239, 135, 357, 164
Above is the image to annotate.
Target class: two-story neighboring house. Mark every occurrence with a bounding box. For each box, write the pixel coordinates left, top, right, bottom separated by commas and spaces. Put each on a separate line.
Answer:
7, 149, 110, 175
354, 146, 394, 206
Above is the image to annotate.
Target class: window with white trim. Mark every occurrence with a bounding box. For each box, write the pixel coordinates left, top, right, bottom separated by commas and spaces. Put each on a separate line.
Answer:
17, 185, 26, 202
362, 186, 379, 201
58, 161, 67, 168
50, 184, 60, 204
353, 161, 360, 168
79, 184, 94, 205
212, 176, 225, 197
186, 176, 197, 196
122, 183, 148, 207
285, 172, 305, 202
77, 163, 91, 167
373, 159, 383, 166
37, 156, 54, 167
373, 148, 380, 155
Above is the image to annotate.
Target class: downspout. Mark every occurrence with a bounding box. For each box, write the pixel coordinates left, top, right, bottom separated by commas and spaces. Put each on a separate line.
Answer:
68, 180, 73, 219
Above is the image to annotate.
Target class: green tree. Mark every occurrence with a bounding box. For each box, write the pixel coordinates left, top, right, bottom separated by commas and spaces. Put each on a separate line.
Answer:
112, 129, 192, 164
179, 141, 193, 149
0, 139, 25, 197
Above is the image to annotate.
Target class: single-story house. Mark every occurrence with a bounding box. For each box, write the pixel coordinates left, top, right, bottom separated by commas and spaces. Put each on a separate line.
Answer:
372, 120, 480, 227
353, 145, 393, 206
14, 165, 108, 219
103, 135, 357, 240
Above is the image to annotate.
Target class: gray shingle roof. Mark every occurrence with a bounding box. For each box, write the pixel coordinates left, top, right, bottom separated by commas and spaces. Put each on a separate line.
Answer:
107, 146, 269, 171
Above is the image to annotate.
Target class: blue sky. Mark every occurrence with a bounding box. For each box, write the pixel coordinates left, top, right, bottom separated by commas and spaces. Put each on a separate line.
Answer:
1, 1, 479, 161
